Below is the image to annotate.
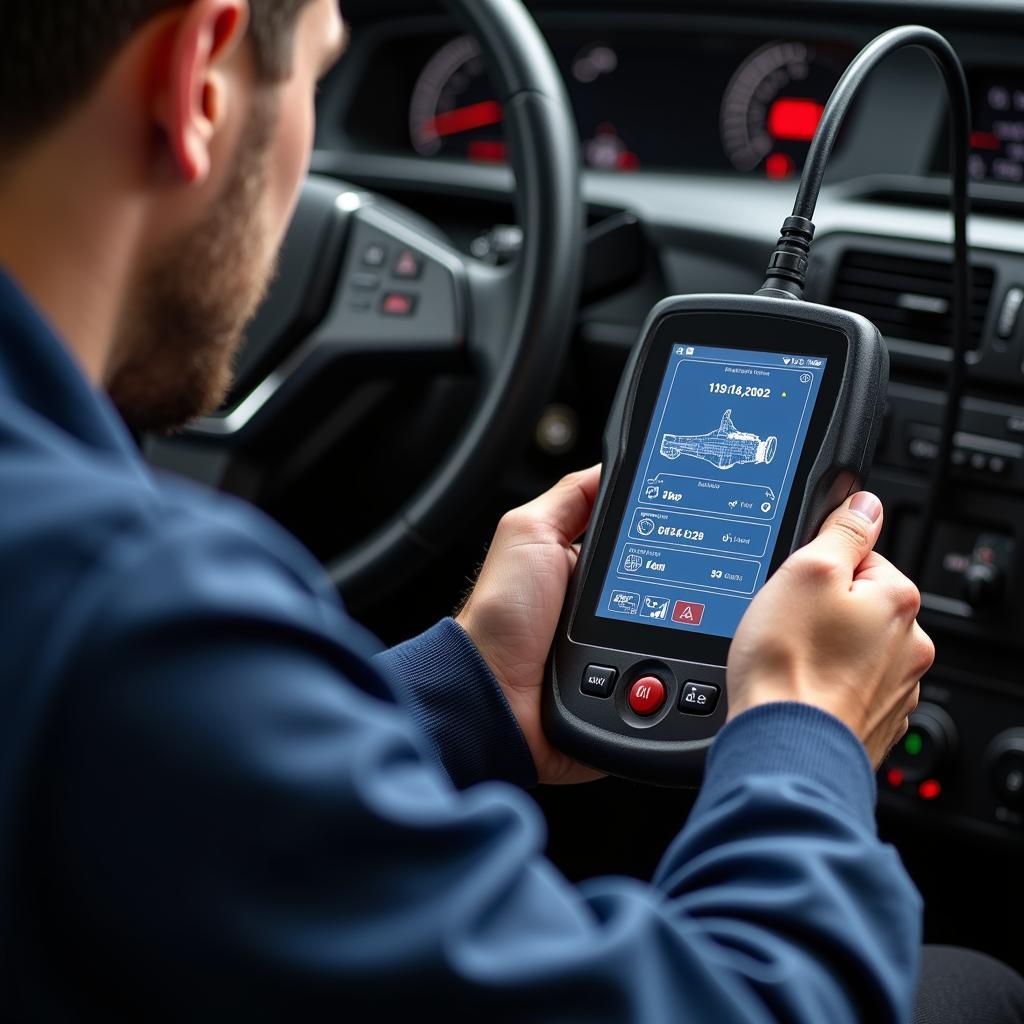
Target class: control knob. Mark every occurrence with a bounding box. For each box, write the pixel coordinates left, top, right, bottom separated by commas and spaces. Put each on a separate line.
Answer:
963, 561, 1005, 611
986, 729, 1024, 813
961, 535, 1011, 612
886, 703, 957, 784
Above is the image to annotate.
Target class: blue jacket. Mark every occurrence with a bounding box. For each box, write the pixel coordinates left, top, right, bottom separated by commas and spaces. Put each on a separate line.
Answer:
0, 272, 921, 1021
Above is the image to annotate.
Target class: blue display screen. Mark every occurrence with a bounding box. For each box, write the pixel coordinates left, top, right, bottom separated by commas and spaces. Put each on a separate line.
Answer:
597, 343, 828, 640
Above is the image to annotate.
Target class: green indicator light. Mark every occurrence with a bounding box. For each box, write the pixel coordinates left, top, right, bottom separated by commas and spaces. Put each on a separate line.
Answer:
904, 733, 923, 757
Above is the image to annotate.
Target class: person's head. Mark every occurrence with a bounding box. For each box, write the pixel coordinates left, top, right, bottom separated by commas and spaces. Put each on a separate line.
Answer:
0, 0, 347, 431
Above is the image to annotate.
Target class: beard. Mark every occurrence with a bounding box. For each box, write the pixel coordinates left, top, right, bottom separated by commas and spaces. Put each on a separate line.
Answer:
108, 93, 279, 434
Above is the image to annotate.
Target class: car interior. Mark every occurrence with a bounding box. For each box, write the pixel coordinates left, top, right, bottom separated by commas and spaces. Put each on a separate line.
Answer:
148, 0, 1024, 975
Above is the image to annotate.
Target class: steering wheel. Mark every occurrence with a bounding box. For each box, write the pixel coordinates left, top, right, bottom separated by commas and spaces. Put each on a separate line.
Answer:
176, 0, 583, 606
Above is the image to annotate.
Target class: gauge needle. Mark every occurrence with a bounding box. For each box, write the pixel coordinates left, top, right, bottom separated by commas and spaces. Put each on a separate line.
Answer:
424, 100, 503, 138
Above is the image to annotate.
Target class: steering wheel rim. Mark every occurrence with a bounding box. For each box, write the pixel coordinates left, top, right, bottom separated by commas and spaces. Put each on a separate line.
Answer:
325, 0, 583, 604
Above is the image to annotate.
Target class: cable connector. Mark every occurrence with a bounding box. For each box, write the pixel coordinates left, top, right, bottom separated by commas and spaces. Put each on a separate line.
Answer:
756, 216, 816, 301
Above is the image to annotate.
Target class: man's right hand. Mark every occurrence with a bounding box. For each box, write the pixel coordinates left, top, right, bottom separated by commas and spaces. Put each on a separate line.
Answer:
727, 492, 935, 767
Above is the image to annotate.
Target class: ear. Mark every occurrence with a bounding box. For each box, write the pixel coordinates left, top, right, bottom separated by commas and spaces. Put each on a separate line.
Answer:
152, 0, 251, 185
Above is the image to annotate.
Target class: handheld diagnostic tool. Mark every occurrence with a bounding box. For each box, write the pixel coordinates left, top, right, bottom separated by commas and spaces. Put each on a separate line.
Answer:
543, 295, 888, 785
542, 22, 973, 786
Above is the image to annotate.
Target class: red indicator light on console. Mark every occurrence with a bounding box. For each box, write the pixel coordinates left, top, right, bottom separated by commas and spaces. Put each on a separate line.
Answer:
886, 768, 904, 788
918, 779, 942, 801
767, 97, 825, 141
971, 130, 1000, 152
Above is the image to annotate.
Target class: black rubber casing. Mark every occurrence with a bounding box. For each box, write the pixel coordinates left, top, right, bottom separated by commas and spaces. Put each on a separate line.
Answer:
543, 294, 889, 787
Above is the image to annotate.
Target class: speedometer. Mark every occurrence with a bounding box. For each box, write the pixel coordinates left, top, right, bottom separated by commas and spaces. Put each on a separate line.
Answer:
409, 36, 505, 162
721, 41, 847, 178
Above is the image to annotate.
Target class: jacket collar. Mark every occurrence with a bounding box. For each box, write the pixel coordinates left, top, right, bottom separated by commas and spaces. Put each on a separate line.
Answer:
0, 270, 148, 470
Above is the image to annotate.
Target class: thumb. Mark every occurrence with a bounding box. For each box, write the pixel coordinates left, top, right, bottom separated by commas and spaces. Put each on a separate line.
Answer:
806, 491, 884, 573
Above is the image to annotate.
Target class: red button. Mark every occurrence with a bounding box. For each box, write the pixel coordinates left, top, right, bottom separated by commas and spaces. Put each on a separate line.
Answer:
672, 600, 705, 626
628, 676, 666, 716
382, 292, 417, 316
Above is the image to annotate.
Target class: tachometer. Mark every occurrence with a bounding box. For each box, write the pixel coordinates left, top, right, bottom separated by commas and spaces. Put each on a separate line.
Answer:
410, 36, 505, 162
721, 41, 846, 178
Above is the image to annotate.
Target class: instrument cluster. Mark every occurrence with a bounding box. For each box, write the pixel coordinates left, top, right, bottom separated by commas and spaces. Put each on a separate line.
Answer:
343, 29, 857, 179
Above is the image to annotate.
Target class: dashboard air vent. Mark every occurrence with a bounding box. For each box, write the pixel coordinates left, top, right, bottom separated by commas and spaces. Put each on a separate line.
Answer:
831, 250, 995, 351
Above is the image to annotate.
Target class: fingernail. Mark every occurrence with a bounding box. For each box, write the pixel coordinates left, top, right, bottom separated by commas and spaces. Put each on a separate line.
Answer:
849, 492, 882, 523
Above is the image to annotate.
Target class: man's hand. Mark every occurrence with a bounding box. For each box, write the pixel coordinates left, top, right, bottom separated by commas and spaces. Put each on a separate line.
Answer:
728, 492, 935, 767
457, 467, 603, 786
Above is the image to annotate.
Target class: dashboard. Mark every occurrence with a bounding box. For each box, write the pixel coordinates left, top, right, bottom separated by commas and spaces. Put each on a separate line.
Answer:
331, 15, 1024, 190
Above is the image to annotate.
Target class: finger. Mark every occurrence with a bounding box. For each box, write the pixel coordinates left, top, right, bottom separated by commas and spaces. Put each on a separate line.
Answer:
516, 465, 602, 544
804, 491, 884, 576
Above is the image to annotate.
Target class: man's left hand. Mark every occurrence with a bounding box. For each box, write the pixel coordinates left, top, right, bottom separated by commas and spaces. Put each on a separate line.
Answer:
457, 466, 603, 786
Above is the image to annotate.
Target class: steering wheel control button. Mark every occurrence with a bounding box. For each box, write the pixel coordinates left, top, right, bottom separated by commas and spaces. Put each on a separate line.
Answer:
679, 682, 720, 716
352, 273, 381, 291
362, 244, 387, 268
672, 600, 705, 626
628, 676, 666, 716
381, 293, 418, 317
581, 665, 617, 698
394, 249, 424, 280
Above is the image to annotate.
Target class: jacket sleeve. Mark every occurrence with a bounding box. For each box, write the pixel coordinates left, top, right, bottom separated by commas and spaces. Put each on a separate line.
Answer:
374, 618, 537, 790
35, 514, 921, 1024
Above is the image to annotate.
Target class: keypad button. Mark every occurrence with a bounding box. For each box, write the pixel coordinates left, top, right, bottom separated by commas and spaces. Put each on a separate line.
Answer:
628, 676, 666, 716
581, 665, 617, 698
679, 681, 720, 716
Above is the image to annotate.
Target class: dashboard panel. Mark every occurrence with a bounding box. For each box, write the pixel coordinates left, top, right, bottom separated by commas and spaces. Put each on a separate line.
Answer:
340, 26, 857, 180
965, 68, 1024, 184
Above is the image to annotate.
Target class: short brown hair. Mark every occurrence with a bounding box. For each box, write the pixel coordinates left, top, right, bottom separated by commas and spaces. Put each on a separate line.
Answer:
0, 0, 315, 150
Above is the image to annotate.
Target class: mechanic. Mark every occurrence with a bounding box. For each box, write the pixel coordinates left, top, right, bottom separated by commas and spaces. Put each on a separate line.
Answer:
0, 1, 1022, 1021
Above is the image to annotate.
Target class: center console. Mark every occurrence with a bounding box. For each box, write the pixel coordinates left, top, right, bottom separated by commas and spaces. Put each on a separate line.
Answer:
811, 233, 1024, 844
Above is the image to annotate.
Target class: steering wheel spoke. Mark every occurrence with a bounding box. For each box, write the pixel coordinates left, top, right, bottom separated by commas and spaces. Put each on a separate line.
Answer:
462, 259, 520, 376
322, 201, 469, 363
187, 180, 472, 438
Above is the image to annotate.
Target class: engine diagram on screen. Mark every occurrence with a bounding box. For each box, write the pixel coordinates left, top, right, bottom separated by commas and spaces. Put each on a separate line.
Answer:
660, 410, 778, 471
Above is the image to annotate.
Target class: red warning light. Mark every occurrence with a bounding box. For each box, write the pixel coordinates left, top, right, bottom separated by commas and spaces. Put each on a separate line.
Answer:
467, 140, 508, 164
971, 130, 1000, 152
616, 150, 641, 172
765, 153, 795, 180
886, 768, 905, 788
918, 779, 942, 801
767, 97, 825, 141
